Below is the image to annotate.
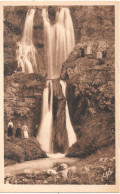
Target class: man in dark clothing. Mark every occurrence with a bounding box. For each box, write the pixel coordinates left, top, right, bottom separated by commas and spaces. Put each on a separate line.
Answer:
8, 120, 13, 137
15, 122, 22, 138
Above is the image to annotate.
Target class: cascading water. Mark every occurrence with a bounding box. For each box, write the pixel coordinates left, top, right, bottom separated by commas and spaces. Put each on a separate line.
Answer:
16, 9, 38, 73
55, 8, 75, 76
42, 7, 75, 79
38, 7, 76, 154
37, 80, 53, 153
60, 80, 77, 147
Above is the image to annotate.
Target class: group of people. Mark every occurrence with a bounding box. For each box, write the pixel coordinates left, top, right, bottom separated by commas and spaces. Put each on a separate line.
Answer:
7, 120, 29, 139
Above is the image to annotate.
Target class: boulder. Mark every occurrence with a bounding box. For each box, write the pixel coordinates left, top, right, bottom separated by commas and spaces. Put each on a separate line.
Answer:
4, 137, 47, 164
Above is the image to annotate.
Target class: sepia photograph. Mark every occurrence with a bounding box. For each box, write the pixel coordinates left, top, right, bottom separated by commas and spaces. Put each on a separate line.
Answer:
1, 0, 119, 192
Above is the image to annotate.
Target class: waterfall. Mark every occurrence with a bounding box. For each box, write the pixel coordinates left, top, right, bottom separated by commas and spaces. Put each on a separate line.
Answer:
60, 80, 77, 147
37, 80, 53, 153
42, 8, 75, 79
16, 9, 38, 73
38, 7, 76, 153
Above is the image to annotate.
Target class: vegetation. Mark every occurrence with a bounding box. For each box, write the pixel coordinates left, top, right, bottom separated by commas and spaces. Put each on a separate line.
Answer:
4, 140, 24, 163
4, 137, 47, 165
4, 146, 115, 184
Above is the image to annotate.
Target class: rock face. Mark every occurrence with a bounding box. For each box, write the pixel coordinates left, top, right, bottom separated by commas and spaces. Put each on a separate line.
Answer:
60, 42, 115, 157
4, 73, 46, 136
70, 6, 114, 43
52, 79, 69, 153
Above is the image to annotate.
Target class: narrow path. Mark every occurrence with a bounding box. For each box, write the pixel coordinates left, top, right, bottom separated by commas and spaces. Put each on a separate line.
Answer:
5, 157, 79, 177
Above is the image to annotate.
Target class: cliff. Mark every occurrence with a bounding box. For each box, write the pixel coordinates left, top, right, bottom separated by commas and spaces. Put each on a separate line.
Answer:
4, 73, 46, 136
60, 43, 115, 157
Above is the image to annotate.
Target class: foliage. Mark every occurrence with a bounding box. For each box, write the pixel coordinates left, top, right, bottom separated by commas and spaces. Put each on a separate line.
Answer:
14, 137, 47, 161
66, 109, 115, 158
4, 137, 47, 165
4, 60, 18, 77
66, 128, 115, 158
4, 156, 115, 185
4, 140, 25, 162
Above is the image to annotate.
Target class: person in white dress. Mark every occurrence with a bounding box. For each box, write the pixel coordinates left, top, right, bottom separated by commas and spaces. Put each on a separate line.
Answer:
22, 124, 29, 139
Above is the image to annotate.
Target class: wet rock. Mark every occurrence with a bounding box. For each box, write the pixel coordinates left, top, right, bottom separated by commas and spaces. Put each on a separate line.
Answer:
59, 169, 68, 179
68, 166, 77, 174
59, 163, 68, 170
33, 169, 40, 175
52, 79, 69, 153
46, 169, 57, 176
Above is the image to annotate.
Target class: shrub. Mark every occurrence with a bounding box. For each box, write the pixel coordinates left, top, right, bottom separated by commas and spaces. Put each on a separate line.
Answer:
4, 140, 24, 162
4, 137, 47, 165
14, 137, 47, 161
66, 110, 115, 158
66, 126, 115, 158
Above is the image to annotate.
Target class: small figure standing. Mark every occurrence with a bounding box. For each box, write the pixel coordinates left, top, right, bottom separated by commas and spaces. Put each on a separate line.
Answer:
34, 124, 38, 137
8, 120, 13, 137
22, 124, 29, 139
79, 47, 85, 57
15, 122, 22, 138
102, 50, 107, 58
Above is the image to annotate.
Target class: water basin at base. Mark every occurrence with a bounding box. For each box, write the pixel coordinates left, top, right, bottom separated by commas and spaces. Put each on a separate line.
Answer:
47, 153, 66, 158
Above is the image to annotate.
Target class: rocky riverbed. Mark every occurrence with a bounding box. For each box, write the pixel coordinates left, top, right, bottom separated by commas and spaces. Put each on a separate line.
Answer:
5, 145, 115, 184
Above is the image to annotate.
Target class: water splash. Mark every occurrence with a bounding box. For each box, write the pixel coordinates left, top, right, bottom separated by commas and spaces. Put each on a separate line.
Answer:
37, 80, 53, 153
60, 80, 77, 147
16, 9, 38, 73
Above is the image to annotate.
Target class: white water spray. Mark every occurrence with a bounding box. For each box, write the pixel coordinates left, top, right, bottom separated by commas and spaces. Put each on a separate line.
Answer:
60, 80, 77, 147
37, 80, 53, 153
16, 9, 38, 73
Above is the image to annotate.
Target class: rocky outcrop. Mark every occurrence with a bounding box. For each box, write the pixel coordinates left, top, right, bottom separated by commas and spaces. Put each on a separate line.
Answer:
4, 137, 47, 164
52, 79, 69, 153
4, 73, 46, 136
60, 43, 115, 157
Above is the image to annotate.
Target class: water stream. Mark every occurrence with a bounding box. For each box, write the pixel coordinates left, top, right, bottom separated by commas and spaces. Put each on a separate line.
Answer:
42, 8, 75, 79
60, 80, 77, 147
16, 9, 38, 73
37, 80, 53, 153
